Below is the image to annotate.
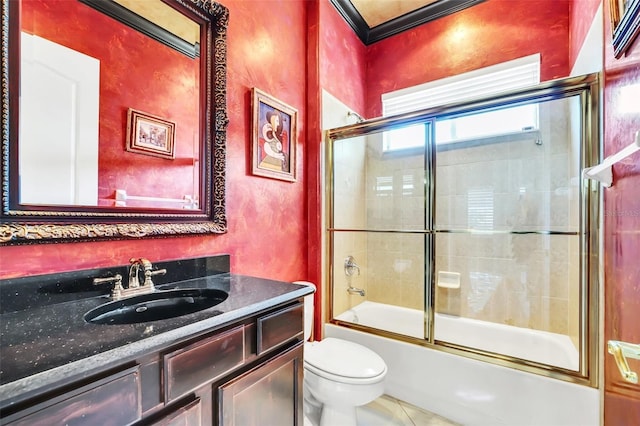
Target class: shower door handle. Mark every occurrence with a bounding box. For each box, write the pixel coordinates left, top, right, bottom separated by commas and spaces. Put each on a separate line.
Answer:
608, 340, 640, 384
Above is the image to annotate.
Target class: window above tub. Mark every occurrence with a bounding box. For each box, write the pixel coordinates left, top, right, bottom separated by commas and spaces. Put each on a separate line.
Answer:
382, 54, 540, 152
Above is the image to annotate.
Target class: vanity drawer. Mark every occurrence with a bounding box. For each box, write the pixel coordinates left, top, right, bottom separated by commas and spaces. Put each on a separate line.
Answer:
164, 325, 245, 402
257, 302, 304, 355
4, 366, 140, 426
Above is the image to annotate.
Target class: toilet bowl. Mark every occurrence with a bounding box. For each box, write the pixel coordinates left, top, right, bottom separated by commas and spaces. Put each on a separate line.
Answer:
294, 281, 387, 426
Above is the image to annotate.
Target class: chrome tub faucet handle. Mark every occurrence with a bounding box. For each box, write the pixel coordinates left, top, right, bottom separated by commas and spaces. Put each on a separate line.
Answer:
344, 256, 361, 276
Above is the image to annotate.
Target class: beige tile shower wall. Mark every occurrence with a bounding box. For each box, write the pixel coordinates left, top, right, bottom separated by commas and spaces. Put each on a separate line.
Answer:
435, 98, 580, 337
366, 233, 426, 310
332, 232, 368, 315
364, 134, 426, 310
435, 233, 577, 335
332, 137, 368, 317
437, 103, 576, 233
360, 97, 581, 338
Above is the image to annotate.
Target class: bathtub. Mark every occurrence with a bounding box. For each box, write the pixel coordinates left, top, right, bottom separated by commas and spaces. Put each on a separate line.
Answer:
335, 301, 579, 370
327, 301, 599, 426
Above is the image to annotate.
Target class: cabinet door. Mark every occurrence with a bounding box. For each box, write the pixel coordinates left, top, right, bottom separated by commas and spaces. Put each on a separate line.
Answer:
149, 398, 202, 426
218, 343, 303, 426
3, 366, 140, 426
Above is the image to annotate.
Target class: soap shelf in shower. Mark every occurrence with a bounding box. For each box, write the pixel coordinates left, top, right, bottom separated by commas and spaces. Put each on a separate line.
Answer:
583, 130, 639, 187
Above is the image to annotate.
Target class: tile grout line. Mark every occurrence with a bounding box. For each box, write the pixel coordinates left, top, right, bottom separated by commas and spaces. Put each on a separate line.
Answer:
397, 400, 418, 426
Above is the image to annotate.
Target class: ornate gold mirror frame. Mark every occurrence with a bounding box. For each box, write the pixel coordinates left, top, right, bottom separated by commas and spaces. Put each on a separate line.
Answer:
0, 0, 228, 244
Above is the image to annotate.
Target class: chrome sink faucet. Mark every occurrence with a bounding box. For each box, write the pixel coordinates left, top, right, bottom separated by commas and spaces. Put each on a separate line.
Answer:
129, 257, 151, 288
93, 258, 167, 301
128, 257, 167, 292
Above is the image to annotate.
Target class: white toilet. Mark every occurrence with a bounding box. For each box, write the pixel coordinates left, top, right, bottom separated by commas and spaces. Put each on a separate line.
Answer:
295, 281, 387, 426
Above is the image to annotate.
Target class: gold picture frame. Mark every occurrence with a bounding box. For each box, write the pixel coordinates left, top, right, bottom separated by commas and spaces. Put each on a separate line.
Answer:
251, 88, 297, 182
126, 108, 176, 159
610, 0, 640, 58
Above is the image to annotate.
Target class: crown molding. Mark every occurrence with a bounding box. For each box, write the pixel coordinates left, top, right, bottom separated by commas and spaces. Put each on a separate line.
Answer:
330, 0, 487, 45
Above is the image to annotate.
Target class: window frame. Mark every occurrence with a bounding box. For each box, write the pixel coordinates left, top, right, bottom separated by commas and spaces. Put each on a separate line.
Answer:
382, 54, 541, 152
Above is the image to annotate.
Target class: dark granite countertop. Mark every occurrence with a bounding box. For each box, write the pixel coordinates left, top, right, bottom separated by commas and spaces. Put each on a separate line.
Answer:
0, 255, 313, 410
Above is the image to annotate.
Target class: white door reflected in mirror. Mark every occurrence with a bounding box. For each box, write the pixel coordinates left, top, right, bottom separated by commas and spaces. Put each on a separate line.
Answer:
19, 32, 99, 206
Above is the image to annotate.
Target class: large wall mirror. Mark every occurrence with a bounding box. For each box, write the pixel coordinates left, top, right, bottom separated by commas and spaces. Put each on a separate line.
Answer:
0, 0, 228, 244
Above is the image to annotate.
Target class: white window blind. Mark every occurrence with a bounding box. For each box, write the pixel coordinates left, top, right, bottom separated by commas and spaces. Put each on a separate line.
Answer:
382, 54, 540, 117
467, 188, 494, 230
382, 54, 540, 151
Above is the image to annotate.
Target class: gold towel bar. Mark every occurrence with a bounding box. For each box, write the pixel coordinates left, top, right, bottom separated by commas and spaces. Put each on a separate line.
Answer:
608, 340, 640, 384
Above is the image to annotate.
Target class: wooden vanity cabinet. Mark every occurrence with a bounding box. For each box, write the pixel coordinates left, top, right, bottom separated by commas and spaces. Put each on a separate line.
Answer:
163, 325, 246, 403
1, 366, 142, 426
148, 397, 204, 426
218, 343, 303, 426
2, 300, 305, 426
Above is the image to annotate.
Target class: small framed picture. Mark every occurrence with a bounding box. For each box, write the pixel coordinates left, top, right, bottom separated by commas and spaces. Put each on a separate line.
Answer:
251, 88, 297, 182
126, 108, 176, 159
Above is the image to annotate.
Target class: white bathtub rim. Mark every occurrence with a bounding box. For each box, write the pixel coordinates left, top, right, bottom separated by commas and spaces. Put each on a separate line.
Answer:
335, 301, 579, 371
324, 323, 599, 426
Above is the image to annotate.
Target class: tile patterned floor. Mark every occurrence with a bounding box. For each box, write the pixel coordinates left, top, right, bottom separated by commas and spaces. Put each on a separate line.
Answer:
358, 395, 460, 426
304, 394, 460, 426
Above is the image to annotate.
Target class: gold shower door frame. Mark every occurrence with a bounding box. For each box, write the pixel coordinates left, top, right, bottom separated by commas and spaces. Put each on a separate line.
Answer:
325, 73, 600, 387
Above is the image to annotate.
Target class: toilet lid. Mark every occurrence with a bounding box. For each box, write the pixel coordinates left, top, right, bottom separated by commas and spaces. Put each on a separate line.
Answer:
304, 338, 386, 382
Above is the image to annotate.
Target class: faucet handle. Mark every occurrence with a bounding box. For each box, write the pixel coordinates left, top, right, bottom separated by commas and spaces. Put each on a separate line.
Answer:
143, 268, 167, 288
93, 274, 124, 299
344, 256, 361, 276
93, 274, 123, 286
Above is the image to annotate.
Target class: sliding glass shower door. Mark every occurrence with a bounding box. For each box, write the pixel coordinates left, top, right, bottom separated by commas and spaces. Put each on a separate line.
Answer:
326, 74, 599, 385
330, 123, 431, 339
433, 95, 583, 371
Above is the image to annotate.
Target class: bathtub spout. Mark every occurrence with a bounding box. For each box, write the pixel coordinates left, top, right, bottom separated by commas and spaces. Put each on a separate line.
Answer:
347, 286, 365, 296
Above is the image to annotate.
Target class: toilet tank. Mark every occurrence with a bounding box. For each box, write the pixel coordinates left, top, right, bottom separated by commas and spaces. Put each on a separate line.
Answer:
293, 281, 315, 341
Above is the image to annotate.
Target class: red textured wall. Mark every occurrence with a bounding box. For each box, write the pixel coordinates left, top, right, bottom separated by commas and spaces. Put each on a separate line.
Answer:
22, 0, 199, 205
569, 0, 601, 69
302, 0, 368, 337
5, 3, 627, 361
1, 0, 309, 282
319, 0, 367, 117
365, 0, 571, 117
603, 0, 640, 420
